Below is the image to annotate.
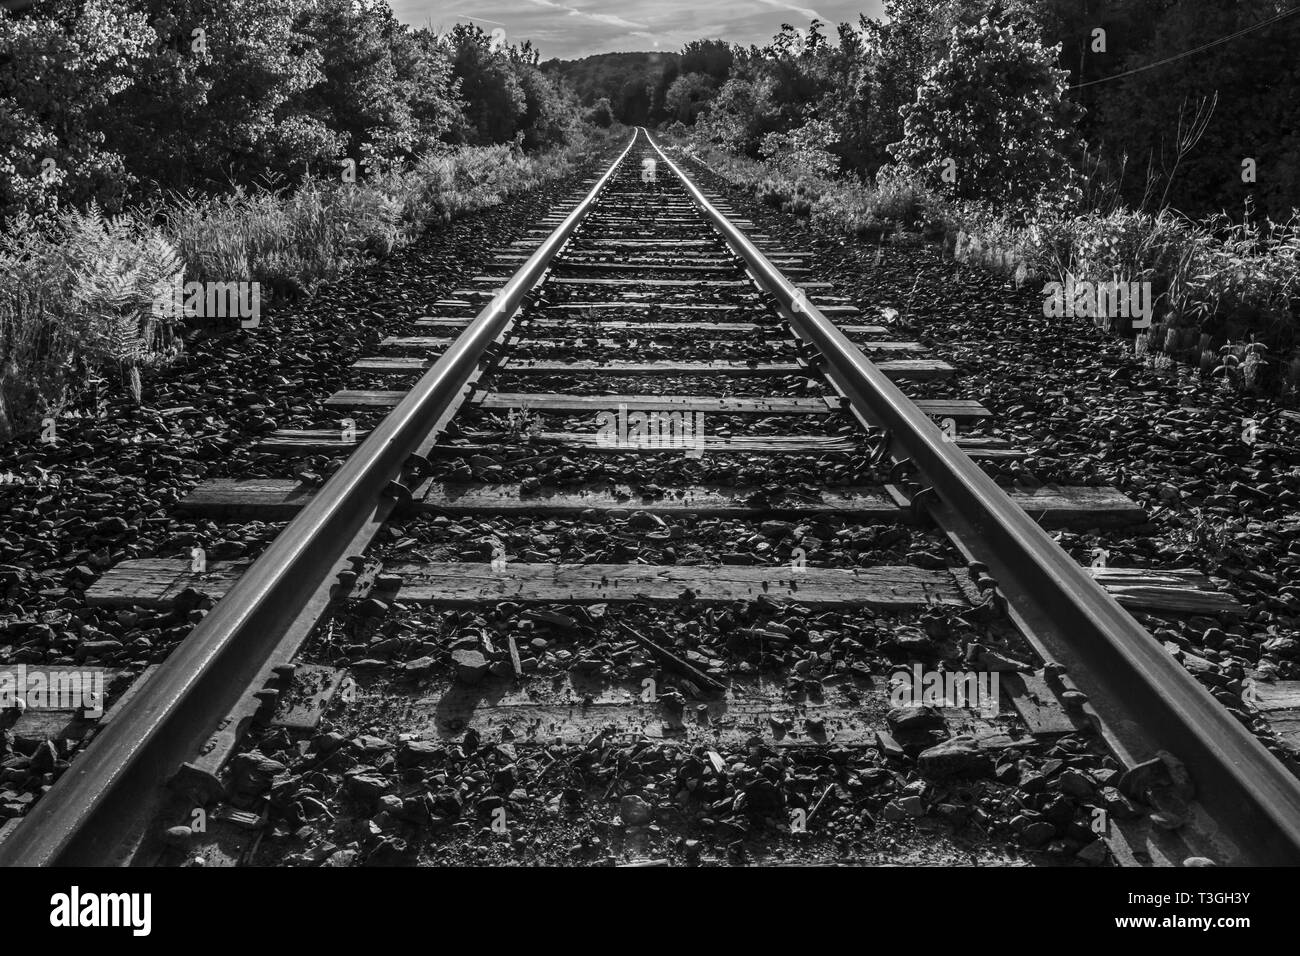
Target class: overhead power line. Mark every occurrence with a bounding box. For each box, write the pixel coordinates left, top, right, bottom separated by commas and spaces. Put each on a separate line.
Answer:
1069, 5, 1300, 89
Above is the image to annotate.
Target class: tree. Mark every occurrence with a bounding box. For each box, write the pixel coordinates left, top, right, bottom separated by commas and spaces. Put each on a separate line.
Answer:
680, 38, 733, 82
664, 73, 715, 124
103, 0, 336, 193
447, 23, 525, 145
0, 0, 154, 222
512, 55, 576, 150
696, 76, 775, 154
584, 97, 614, 128
889, 15, 1082, 211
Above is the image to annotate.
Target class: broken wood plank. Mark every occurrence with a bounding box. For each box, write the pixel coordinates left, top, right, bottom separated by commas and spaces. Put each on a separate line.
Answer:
1086, 567, 1244, 615
999, 671, 1087, 736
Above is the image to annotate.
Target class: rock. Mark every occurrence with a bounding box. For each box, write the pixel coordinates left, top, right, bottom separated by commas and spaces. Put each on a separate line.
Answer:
897, 795, 925, 817
886, 705, 945, 733
451, 648, 489, 684
345, 773, 391, 801
401, 655, 437, 676
396, 740, 444, 768
1056, 768, 1095, 798
1020, 821, 1056, 847
917, 736, 992, 779
165, 825, 192, 847
620, 794, 654, 826
1076, 840, 1109, 865
888, 626, 934, 657
229, 752, 287, 795
737, 778, 783, 815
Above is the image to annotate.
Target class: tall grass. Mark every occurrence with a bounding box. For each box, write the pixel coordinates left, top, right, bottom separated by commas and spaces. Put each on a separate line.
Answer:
0, 135, 604, 440
667, 139, 934, 237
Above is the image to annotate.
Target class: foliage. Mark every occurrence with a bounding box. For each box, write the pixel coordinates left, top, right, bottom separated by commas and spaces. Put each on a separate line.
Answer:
583, 98, 614, 129
0, 2, 581, 225
664, 73, 716, 125
888, 16, 1082, 212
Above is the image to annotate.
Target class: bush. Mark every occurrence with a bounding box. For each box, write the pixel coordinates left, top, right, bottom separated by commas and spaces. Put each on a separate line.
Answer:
0, 206, 183, 435
584, 98, 614, 129
889, 16, 1081, 214
0, 131, 608, 439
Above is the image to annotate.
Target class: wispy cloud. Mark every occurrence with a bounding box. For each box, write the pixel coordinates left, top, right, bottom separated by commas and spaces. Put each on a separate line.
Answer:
393, 0, 886, 59
755, 0, 825, 22
522, 0, 648, 31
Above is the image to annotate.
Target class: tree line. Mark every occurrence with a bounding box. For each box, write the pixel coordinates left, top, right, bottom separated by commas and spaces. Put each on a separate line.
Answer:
0, 0, 582, 225
551, 0, 1299, 221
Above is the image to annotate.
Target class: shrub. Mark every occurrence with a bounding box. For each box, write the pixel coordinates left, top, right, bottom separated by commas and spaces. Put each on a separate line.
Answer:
0, 205, 183, 435
0, 131, 605, 440
889, 16, 1082, 214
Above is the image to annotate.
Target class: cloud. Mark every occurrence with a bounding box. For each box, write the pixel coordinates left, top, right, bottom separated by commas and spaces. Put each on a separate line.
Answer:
754, 0, 824, 20
521, 0, 648, 30
394, 0, 887, 59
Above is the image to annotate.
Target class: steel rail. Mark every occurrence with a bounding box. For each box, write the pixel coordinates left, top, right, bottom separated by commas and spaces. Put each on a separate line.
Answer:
646, 129, 1300, 865
0, 131, 640, 867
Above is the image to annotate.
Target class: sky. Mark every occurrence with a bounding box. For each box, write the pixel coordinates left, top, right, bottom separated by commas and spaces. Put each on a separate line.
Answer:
390, 0, 888, 60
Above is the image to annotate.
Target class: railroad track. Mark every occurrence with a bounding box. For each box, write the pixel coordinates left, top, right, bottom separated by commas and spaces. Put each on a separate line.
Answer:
4, 128, 1299, 867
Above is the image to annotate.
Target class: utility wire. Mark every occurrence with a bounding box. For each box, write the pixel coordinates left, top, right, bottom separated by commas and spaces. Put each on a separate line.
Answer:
1069, 5, 1300, 89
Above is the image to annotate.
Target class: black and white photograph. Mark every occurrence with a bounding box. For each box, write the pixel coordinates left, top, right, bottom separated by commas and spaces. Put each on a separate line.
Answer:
0, 0, 1292, 931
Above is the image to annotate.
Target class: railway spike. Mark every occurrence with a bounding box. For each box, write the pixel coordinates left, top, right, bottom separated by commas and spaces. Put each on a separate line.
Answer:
383, 479, 412, 508
888, 456, 913, 483
909, 485, 939, 522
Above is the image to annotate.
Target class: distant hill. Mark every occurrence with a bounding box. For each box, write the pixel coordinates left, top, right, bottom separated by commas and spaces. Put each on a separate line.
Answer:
542, 51, 682, 120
